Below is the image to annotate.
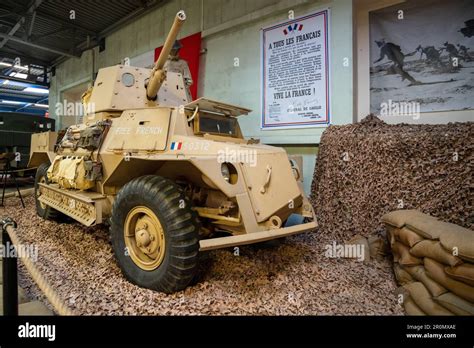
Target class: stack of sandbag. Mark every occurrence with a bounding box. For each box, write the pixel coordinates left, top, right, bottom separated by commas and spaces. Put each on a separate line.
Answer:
383, 209, 474, 316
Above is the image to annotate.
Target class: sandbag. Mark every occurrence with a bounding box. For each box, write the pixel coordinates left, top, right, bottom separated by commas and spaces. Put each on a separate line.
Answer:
445, 264, 474, 287
345, 235, 370, 262
406, 216, 447, 240
404, 296, 426, 316
382, 210, 429, 228
386, 226, 397, 247
403, 282, 454, 316
392, 242, 423, 266
439, 224, 474, 263
368, 235, 388, 259
424, 258, 474, 303
410, 240, 462, 267
394, 264, 414, 285
433, 292, 474, 316
404, 265, 447, 297
393, 227, 424, 247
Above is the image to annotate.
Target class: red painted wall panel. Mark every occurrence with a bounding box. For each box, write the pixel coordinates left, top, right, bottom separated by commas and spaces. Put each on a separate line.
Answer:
154, 32, 201, 100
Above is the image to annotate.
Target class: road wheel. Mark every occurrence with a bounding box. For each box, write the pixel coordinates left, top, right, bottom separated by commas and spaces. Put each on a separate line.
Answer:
110, 175, 200, 293
34, 163, 60, 220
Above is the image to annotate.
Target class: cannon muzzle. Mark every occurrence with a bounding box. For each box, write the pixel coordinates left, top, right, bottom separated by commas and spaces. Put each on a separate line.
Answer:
146, 10, 186, 100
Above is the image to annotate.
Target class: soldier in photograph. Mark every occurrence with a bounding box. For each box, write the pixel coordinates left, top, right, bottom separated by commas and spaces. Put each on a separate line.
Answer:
373, 39, 419, 84
457, 44, 472, 61
416, 45, 444, 66
439, 41, 462, 63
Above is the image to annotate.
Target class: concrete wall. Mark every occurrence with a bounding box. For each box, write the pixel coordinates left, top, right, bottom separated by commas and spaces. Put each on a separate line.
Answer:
199, 0, 354, 144
49, 0, 354, 194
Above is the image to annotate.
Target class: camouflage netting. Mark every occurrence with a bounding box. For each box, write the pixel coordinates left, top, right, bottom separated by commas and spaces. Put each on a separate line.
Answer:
310, 115, 474, 242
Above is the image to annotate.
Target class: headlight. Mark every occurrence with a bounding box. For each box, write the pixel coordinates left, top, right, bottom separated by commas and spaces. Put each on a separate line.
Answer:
221, 163, 230, 182
220, 162, 237, 184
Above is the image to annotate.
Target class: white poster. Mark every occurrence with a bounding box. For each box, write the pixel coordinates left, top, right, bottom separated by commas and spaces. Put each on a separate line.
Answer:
261, 9, 330, 129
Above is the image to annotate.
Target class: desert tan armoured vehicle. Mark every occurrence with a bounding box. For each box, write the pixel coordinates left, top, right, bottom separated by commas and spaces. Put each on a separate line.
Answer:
29, 10, 317, 293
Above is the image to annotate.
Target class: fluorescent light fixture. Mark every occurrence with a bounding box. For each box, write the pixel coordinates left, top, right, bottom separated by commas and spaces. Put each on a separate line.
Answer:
9, 72, 28, 79
13, 65, 28, 71
24, 87, 49, 94
2, 80, 9, 85
0, 62, 28, 70
0, 100, 24, 105
33, 103, 49, 109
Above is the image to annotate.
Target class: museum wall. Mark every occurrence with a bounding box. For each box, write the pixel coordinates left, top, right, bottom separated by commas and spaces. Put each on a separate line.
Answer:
48, 0, 354, 194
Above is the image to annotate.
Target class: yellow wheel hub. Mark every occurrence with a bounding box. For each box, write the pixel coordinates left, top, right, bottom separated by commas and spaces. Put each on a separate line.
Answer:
124, 206, 166, 271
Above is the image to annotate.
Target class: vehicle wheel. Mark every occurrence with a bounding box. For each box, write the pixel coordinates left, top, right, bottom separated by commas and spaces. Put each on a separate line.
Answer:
110, 175, 200, 293
34, 163, 60, 220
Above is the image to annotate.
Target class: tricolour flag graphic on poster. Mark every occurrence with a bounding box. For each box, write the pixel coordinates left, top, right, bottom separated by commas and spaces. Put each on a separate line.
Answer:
283, 23, 303, 35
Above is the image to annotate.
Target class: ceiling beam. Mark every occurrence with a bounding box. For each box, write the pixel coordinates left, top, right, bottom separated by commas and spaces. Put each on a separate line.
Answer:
52, 0, 168, 67
0, 18, 25, 48
3, 0, 169, 67
30, 26, 69, 41
35, 10, 97, 36
0, 0, 44, 49
0, 4, 97, 37
0, 48, 50, 67
99, 0, 158, 38
0, 32, 79, 58
27, 9, 36, 39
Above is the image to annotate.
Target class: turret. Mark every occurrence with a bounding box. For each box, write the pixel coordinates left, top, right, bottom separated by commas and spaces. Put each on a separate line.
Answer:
146, 10, 186, 100
84, 10, 189, 119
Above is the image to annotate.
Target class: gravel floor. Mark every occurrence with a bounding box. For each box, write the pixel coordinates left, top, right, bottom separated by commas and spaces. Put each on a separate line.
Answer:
2, 196, 403, 315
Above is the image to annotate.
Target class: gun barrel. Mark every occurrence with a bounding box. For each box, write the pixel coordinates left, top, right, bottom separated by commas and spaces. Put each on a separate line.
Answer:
146, 10, 186, 100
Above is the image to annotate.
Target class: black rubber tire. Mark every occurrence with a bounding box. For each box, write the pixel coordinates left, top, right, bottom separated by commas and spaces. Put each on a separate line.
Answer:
34, 163, 60, 220
110, 175, 200, 293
